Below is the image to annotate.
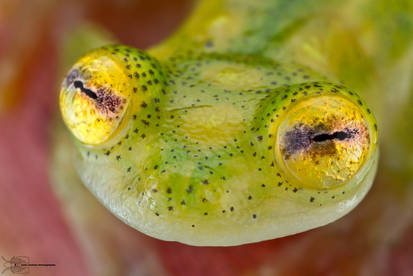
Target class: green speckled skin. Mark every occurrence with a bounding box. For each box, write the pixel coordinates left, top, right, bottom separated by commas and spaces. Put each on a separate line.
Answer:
59, 0, 381, 246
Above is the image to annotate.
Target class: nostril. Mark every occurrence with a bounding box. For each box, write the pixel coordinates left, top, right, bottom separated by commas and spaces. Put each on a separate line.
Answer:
74, 80, 98, 100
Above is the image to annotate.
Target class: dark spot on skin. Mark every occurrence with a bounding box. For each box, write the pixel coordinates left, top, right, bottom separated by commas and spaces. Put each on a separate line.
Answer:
205, 40, 214, 48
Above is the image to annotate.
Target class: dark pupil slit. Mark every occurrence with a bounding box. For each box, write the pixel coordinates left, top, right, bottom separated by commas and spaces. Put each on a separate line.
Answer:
74, 80, 98, 100
312, 131, 351, 142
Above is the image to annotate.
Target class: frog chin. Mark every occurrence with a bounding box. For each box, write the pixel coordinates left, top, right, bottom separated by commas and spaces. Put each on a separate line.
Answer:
247, 148, 378, 245
73, 142, 378, 246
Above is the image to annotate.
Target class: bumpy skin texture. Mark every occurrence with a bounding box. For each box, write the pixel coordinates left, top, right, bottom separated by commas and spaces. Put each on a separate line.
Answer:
60, 0, 379, 246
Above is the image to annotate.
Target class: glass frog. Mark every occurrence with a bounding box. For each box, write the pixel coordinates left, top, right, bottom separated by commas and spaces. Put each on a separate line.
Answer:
59, 0, 378, 246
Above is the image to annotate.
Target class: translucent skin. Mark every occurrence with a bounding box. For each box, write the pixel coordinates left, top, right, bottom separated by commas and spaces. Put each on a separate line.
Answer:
59, 0, 379, 246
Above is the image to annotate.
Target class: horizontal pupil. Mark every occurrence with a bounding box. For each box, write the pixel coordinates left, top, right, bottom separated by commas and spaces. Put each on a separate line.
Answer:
312, 131, 352, 142
74, 80, 98, 100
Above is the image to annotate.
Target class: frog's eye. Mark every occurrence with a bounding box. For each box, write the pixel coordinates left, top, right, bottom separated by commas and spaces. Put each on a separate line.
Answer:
60, 48, 132, 145
272, 84, 378, 190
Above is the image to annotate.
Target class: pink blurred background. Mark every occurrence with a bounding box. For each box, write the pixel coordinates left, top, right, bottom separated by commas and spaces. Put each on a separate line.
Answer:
0, 1, 412, 275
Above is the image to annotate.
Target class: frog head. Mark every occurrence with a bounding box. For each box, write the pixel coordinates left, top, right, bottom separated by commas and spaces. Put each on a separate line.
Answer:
60, 45, 378, 246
